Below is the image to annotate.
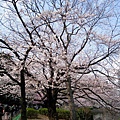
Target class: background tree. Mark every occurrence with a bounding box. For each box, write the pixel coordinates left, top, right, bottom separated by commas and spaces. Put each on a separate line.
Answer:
0, 1, 36, 119
0, 38, 34, 120
0, 52, 20, 105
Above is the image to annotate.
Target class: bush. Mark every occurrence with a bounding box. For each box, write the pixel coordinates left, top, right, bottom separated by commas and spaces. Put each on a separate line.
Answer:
39, 108, 70, 119
38, 107, 93, 120
77, 107, 93, 120
39, 108, 48, 115
27, 108, 39, 119
57, 108, 70, 120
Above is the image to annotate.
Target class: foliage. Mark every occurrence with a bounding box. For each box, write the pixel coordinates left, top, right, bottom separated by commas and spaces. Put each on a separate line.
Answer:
26, 108, 39, 119
39, 108, 70, 119
56, 108, 70, 119
39, 108, 48, 116
77, 107, 93, 120
38, 107, 93, 120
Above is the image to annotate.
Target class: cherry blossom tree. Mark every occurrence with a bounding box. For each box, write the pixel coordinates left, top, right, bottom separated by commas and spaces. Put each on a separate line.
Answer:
0, 38, 34, 120
24, 0, 120, 119
0, 0, 120, 120
0, 1, 36, 120
0, 52, 20, 104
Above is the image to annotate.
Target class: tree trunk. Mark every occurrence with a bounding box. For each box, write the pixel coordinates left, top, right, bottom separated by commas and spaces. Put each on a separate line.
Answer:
47, 87, 58, 120
66, 76, 77, 120
20, 69, 27, 120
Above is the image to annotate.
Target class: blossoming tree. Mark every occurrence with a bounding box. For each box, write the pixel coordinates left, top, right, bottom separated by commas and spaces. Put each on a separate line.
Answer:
0, 0, 120, 120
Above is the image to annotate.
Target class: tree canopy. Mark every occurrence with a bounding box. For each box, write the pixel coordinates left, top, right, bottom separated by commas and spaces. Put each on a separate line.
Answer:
0, 0, 120, 120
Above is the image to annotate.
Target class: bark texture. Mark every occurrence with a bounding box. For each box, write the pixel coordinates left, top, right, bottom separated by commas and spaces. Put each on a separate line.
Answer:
20, 69, 27, 120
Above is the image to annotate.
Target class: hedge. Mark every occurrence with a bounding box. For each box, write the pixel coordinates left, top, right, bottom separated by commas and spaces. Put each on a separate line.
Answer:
39, 108, 48, 115
77, 107, 93, 120
56, 108, 70, 119
27, 107, 93, 120
27, 108, 39, 119
38, 108, 70, 119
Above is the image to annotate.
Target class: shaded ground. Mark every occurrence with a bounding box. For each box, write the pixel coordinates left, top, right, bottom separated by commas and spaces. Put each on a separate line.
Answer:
27, 114, 65, 120
27, 114, 49, 120
11, 113, 65, 120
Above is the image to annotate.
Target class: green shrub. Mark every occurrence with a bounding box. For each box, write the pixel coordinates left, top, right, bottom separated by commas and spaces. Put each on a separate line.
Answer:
57, 108, 70, 120
38, 107, 93, 120
27, 108, 39, 119
39, 108, 70, 119
39, 108, 48, 115
77, 107, 93, 120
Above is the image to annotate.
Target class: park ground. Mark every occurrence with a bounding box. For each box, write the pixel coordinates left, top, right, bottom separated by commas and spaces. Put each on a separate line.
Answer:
27, 114, 49, 120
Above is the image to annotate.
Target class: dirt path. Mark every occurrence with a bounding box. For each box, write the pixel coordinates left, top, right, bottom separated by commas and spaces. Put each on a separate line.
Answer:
27, 114, 49, 120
